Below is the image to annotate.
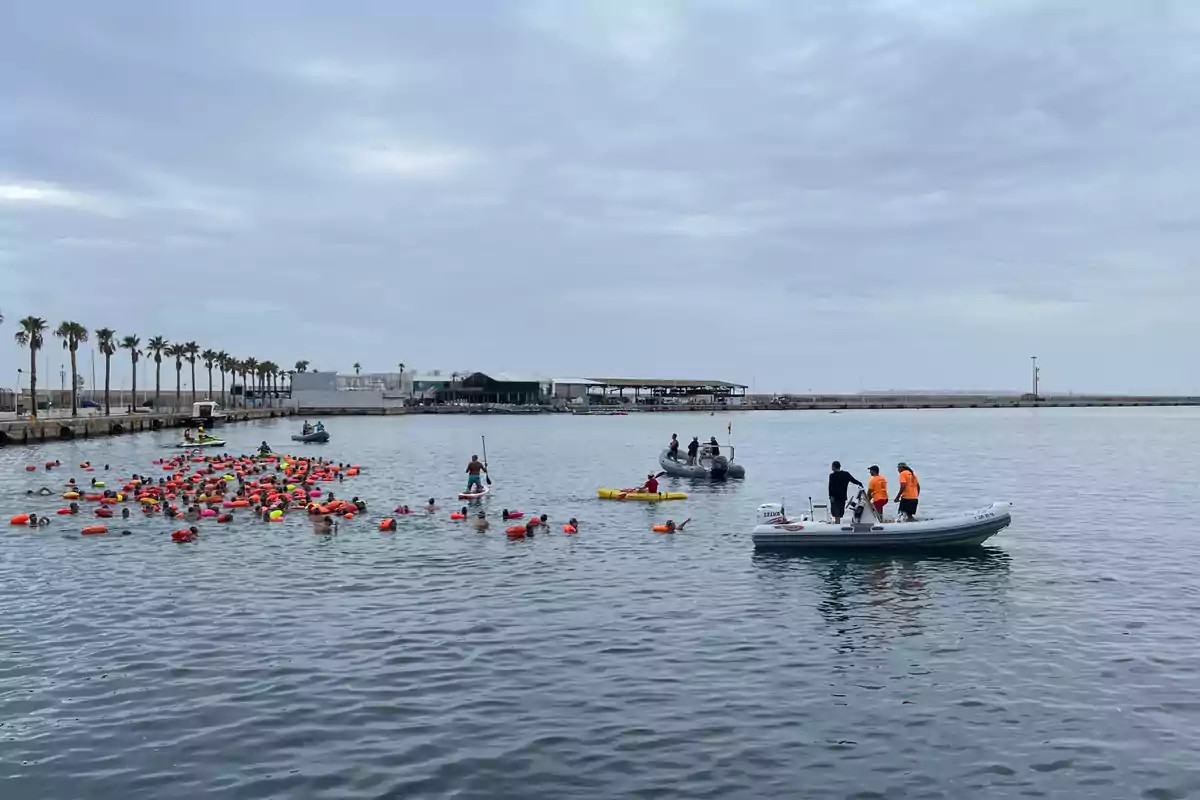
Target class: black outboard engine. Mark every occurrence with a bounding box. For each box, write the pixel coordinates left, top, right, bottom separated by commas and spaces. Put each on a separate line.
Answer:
710, 455, 730, 478
850, 489, 867, 524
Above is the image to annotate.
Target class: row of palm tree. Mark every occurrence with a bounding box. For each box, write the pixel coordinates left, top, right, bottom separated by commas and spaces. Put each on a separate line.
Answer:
2, 309, 300, 421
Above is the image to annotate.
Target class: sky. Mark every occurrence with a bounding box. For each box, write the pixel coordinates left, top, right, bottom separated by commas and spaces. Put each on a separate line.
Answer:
2, 0, 1199, 395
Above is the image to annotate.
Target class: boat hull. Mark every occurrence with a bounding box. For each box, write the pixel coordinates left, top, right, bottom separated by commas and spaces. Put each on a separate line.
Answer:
291, 431, 330, 443
658, 449, 746, 479
597, 488, 687, 501
752, 502, 1012, 550
172, 439, 226, 449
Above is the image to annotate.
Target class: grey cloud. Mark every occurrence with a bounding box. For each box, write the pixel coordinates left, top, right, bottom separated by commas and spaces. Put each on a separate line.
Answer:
2, 0, 1199, 393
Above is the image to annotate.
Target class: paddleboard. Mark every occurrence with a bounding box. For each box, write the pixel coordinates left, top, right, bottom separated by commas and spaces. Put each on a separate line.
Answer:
458, 485, 491, 500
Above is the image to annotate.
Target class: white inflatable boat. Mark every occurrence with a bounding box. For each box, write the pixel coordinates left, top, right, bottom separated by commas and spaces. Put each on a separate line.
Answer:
751, 491, 1012, 550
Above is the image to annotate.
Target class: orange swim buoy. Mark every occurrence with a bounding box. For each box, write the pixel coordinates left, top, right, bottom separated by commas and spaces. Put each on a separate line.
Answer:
62, 492, 80, 500
562, 524, 577, 533
55, 508, 74, 515
10, 514, 30, 525
379, 518, 397, 531
449, 512, 465, 520
81, 525, 108, 535
505, 525, 527, 536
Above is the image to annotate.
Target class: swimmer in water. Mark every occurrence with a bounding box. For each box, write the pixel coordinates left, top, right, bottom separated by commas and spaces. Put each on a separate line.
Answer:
426, 498, 441, 513
471, 511, 489, 531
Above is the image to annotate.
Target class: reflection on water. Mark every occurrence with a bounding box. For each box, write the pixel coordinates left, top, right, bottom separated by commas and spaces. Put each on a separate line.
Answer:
753, 549, 1012, 652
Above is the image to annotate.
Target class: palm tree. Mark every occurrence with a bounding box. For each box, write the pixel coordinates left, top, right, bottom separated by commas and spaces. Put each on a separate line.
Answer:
147, 336, 169, 408
95, 328, 116, 416
215, 351, 231, 406
119, 335, 141, 410
14, 317, 48, 420
201, 349, 217, 399
54, 321, 89, 416
294, 360, 309, 373
353, 362, 361, 375
184, 341, 200, 404
262, 361, 280, 407
242, 358, 259, 407
165, 343, 185, 411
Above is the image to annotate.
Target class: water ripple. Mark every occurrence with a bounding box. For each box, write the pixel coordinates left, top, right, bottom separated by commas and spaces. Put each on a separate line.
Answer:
1, 408, 1200, 798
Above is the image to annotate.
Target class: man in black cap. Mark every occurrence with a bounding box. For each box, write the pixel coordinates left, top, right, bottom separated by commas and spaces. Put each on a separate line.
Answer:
828, 461, 863, 524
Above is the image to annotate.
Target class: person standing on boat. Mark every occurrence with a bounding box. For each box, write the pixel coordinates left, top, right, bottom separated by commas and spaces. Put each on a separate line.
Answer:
867, 466, 888, 521
687, 437, 700, 465
894, 462, 920, 521
828, 461, 863, 524
465, 455, 487, 492
668, 434, 680, 461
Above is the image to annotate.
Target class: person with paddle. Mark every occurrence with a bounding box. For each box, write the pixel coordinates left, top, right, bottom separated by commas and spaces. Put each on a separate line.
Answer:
618, 471, 667, 498
464, 454, 488, 494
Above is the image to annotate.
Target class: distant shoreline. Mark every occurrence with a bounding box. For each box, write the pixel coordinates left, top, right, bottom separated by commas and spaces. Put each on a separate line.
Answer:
292, 393, 1200, 416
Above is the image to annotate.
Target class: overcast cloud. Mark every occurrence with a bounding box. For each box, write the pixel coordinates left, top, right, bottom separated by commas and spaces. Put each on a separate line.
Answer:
2, 0, 1199, 394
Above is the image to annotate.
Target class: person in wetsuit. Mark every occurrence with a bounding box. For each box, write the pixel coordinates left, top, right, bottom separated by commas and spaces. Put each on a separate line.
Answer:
687, 437, 700, 465
667, 434, 680, 461
828, 461, 863, 524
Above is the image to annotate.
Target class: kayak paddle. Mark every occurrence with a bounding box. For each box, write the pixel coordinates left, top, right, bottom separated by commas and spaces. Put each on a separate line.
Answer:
482, 435, 492, 485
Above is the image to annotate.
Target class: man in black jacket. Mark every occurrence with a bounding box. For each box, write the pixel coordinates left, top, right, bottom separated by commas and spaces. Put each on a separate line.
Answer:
828, 461, 863, 523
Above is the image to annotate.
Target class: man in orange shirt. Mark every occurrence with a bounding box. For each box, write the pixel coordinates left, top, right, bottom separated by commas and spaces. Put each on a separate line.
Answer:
867, 465, 888, 521
894, 462, 920, 521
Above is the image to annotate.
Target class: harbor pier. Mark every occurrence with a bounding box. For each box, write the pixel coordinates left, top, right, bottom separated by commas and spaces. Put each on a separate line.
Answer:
0, 407, 294, 446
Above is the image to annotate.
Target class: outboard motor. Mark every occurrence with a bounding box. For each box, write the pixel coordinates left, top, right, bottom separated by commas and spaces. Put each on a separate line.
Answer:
756, 503, 785, 526
849, 489, 866, 524
710, 455, 730, 478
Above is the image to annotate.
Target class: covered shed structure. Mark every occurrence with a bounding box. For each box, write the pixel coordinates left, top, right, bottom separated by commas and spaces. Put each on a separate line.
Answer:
586, 378, 748, 405
434, 372, 547, 405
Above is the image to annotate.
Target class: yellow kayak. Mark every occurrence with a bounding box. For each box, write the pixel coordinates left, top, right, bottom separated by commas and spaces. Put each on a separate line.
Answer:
597, 488, 687, 501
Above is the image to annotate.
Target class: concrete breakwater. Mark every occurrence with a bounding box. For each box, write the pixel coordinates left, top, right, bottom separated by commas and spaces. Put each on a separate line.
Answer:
0, 407, 294, 446
290, 393, 1200, 416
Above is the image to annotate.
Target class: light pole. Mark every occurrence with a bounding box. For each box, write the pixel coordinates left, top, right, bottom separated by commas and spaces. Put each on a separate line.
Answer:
1030, 356, 1039, 399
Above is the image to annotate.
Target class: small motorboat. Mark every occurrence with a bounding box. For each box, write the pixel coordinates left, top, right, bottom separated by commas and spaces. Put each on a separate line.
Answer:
292, 429, 330, 443
170, 438, 226, 449
658, 447, 745, 479
751, 490, 1012, 550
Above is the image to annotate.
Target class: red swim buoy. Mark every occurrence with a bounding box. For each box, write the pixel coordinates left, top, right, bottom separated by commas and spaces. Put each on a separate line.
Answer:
55, 508, 74, 515
25, 465, 36, 472
170, 530, 197, 542
81, 525, 108, 535
94, 508, 114, 518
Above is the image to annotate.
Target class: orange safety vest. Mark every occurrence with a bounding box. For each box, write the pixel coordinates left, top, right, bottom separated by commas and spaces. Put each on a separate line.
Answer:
899, 469, 920, 499
868, 475, 888, 501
